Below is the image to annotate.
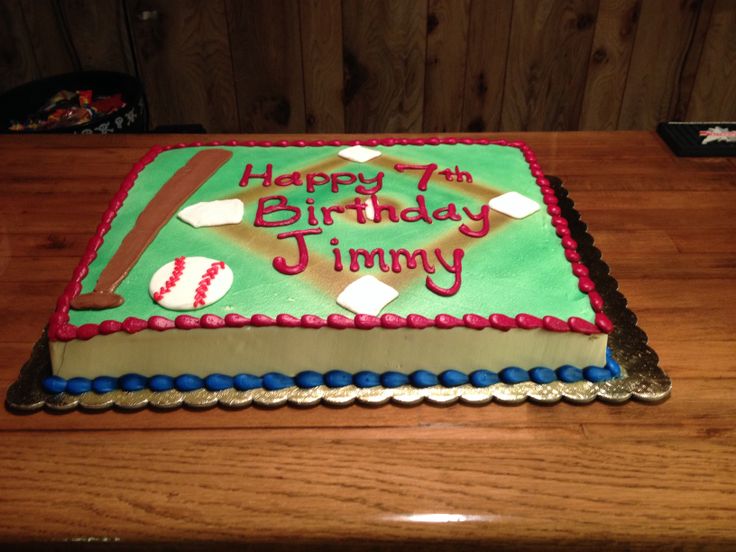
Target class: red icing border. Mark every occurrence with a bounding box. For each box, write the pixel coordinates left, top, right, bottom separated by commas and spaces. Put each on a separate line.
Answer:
48, 137, 613, 342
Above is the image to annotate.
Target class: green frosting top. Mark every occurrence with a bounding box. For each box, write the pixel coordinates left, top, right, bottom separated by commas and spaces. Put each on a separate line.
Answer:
69, 143, 596, 324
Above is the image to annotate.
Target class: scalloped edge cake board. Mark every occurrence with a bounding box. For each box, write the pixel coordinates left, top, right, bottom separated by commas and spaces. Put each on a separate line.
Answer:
6, 176, 671, 411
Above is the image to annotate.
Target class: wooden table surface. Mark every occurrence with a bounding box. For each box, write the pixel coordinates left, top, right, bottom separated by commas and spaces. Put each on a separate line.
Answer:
1, 132, 734, 551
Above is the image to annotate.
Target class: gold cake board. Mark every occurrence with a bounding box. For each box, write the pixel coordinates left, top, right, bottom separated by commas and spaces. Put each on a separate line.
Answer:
5, 177, 671, 411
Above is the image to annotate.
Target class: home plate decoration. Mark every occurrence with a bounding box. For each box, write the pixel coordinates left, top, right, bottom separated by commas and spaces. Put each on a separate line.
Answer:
6, 138, 671, 412
489, 191, 540, 219
150, 256, 233, 311
336, 275, 399, 316
338, 145, 382, 163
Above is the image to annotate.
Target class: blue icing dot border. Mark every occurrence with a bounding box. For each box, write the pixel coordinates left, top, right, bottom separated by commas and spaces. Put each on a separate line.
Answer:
499, 367, 529, 384
205, 374, 234, 391
66, 377, 91, 395
324, 370, 352, 388
529, 367, 556, 384
469, 370, 499, 387
583, 366, 612, 383
295, 371, 323, 388
262, 372, 293, 391
175, 374, 203, 392
410, 370, 438, 388
557, 365, 583, 383
606, 349, 622, 378
439, 370, 469, 387
120, 373, 147, 392
381, 372, 409, 388
44, 348, 623, 395
233, 374, 262, 390
354, 371, 380, 388
149, 375, 174, 392
92, 376, 118, 394
43, 376, 66, 394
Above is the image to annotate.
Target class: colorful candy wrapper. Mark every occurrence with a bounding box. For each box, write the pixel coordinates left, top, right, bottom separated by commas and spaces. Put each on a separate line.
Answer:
9, 89, 126, 132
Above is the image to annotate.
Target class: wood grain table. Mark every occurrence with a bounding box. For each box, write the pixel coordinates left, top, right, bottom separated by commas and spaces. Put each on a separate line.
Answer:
1, 132, 734, 551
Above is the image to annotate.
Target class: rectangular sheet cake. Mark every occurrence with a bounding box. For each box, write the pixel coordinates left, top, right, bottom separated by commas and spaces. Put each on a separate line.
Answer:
45, 137, 615, 394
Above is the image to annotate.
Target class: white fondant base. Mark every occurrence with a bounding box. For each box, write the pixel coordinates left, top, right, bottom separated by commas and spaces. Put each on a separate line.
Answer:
50, 327, 608, 379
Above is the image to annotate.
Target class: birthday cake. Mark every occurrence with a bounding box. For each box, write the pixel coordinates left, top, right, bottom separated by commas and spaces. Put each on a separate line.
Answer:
44, 137, 618, 396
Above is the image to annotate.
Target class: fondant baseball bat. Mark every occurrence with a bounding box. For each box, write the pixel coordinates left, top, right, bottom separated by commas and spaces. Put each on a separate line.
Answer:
71, 148, 233, 310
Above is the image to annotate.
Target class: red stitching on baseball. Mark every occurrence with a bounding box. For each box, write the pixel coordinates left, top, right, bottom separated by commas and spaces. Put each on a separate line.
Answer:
193, 261, 225, 308
153, 256, 186, 302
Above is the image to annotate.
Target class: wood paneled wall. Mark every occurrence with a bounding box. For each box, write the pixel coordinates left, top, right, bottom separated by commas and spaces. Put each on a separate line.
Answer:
1, 0, 734, 133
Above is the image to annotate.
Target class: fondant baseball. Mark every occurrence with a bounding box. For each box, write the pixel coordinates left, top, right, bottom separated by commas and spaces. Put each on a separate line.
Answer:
149, 256, 233, 311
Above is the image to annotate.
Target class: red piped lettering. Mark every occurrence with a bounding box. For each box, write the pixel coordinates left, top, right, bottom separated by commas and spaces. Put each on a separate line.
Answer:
370, 196, 399, 222
394, 163, 437, 191
273, 228, 323, 275
254, 195, 301, 227
432, 203, 462, 221
426, 248, 464, 296
349, 248, 390, 272
331, 172, 356, 192
332, 240, 343, 271
389, 249, 435, 273
306, 199, 319, 225
240, 164, 272, 187
321, 204, 345, 225
438, 166, 473, 183
356, 172, 384, 195
344, 197, 369, 223
306, 172, 330, 193
401, 195, 432, 224
274, 172, 302, 187
459, 204, 491, 238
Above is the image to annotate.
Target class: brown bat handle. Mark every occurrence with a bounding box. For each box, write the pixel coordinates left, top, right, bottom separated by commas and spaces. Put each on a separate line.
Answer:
71, 149, 233, 310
